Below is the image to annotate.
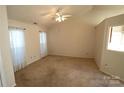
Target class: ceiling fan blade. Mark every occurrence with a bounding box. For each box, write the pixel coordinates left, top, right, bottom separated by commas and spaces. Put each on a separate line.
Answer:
62, 17, 67, 20
55, 12, 60, 16
40, 7, 57, 17
56, 7, 63, 13
40, 13, 49, 16
63, 15, 72, 17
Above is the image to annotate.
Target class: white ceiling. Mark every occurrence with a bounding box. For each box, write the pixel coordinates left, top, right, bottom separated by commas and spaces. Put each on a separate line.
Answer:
7, 5, 124, 28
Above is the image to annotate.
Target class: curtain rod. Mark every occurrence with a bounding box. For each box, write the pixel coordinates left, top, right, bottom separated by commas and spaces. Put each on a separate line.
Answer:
39, 31, 43, 32
8, 26, 26, 30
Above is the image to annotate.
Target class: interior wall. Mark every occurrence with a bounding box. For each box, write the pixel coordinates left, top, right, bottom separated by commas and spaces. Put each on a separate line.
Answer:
47, 18, 95, 58
95, 21, 106, 67
96, 14, 124, 81
0, 6, 15, 87
8, 19, 45, 65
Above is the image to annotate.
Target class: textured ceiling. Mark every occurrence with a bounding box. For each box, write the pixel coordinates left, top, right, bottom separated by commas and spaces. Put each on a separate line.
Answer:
7, 5, 124, 28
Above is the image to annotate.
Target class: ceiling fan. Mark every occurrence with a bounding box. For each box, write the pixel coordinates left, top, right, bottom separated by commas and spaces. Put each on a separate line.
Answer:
55, 8, 72, 22
40, 8, 72, 22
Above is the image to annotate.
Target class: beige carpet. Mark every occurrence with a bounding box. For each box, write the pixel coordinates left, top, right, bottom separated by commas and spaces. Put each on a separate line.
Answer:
15, 55, 124, 87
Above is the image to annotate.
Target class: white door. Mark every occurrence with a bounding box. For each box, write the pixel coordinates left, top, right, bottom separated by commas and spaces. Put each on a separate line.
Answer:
40, 32, 47, 58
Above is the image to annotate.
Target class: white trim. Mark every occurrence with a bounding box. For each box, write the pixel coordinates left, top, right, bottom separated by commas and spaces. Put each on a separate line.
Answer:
99, 68, 124, 82
11, 83, 16, 87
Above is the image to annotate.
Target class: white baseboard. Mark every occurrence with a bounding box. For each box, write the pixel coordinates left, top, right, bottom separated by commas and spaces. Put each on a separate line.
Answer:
2, 83, 16, 87
11, 83, 16, 87
48, 54, 94, 59
99, 68, 124, 82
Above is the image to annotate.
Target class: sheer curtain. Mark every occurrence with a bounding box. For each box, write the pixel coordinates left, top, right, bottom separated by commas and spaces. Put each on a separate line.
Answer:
40, 32, 47, 58
9, 27, 26, 72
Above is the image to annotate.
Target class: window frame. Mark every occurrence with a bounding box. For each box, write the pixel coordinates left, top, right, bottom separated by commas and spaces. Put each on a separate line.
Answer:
107, 25, 124, 52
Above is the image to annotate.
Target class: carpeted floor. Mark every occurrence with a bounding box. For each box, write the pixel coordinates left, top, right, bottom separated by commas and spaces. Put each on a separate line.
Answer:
15, 55, 124, 87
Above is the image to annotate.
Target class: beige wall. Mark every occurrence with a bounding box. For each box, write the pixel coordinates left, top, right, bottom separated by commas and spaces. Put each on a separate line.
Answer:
47, 18, 95, 58
0, 6, 15, 87
95, 21, 106, 67
8, 19, 45, 65
96, 14, 124, 81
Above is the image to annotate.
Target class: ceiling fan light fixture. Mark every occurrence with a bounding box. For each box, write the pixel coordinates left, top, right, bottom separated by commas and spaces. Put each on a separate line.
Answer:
55, 9, 71, 23
56, 12, 60, 16
61, 16, 65, 21
55, 13, 66, 22
56, 16, 62, 22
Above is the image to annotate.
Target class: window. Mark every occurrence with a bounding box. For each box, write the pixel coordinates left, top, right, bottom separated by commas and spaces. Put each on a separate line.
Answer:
10, 29, 25, 48
40, 32, 47, 58
9, 27, 26, 72
107, 26, 124, 52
